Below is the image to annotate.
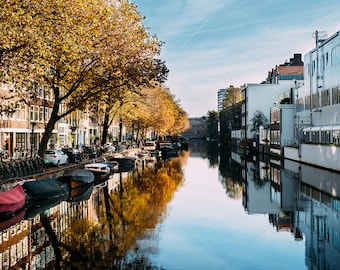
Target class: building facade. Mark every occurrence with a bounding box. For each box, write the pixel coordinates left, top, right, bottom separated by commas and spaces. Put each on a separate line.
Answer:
183, 117, 207, 140
284, 30, 340, 170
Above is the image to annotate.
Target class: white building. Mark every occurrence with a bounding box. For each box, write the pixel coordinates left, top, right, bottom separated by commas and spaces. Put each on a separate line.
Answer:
241, 80, 294, 140
285, 30, 340, 171
217, 88, 227, 112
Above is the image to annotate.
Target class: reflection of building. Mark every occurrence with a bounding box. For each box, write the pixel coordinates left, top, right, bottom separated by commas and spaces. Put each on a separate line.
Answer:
240, 155, 340, 268
284, 159, 340, 269
0, 173, 125, 269
0, 219, 30, 269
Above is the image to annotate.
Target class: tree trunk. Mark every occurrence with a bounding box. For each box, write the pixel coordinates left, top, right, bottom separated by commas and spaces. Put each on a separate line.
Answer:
38, 108, 59, 158
101, 110, 110, 146
118, 118, 122, 143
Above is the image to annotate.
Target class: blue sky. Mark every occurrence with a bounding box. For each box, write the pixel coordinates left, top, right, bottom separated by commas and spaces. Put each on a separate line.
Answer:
132, 0, 340, 117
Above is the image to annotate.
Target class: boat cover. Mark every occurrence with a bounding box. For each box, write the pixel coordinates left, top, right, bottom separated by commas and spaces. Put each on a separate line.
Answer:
22, 178, 69, 200
0, 184, 26, 213
62, 168, 95, 183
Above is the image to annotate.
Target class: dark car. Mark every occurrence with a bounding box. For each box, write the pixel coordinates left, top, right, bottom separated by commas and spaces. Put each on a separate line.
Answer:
82, 146, 97, 159
61, 148, 82, 163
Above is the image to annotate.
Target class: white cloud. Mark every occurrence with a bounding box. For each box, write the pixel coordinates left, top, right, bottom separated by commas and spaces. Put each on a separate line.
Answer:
134, 0, 340, 116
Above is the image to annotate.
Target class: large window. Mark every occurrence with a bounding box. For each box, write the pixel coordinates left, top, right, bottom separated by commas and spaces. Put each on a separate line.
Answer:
331, 45, 340, 66
332, 86, 340, 105
16, 133, 25, 150
321, 130, 331, 143
321, 89, 330, 107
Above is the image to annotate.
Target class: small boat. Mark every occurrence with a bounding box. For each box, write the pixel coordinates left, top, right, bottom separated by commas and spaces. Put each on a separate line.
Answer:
96, 159, 119, 174
84, 163, 111, 181
57, 168, 95, 189
107, 153, 135, 172
158, 142, 178, 158
0, 184, 26, 215
22, 178, 69, 200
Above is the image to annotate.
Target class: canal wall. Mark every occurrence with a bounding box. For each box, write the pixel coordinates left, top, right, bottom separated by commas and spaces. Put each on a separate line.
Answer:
284, 144, 340, 172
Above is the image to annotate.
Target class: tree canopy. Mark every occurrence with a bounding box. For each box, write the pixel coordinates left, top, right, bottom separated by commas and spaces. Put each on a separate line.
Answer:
0, 0, 187, 156
222, 87, 242, 108
250, 110, 268, 132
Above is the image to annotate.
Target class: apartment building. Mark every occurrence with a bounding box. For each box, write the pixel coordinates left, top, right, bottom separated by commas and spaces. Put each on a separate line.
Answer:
285, 30, 340, 170
0, 84, 56, 157
240, 54, 304, 156
0, 84, 122, 157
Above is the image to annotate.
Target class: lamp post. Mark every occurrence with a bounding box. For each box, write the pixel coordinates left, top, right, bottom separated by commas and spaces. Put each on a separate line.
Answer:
70, 125, 77, 147
30, 122, 36, 157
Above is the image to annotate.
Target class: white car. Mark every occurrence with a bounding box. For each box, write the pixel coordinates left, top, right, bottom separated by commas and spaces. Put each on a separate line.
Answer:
44, 149, 69, 166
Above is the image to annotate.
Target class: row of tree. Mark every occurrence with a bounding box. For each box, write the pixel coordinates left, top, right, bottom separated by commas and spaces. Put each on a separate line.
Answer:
0, 0, 189, 157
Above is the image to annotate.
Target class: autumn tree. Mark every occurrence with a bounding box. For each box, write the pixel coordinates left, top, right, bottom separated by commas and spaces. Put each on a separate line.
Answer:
222, 87, 242, 108
98, 57, 169, 145
1, 0, 163, 157
0, 1, 40, 114
139, 85, 188, 139
219, 87, 242, 143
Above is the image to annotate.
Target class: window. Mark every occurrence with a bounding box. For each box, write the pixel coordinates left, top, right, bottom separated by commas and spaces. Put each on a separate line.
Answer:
332, 86, 340, 105
331, 45, 340, 66
39, 107, 44, 122
21, 103, 26, 120
332, 130, 340, 144
15, 133, 25, 150
30, 106, 34, 121
34, 106, 39, 122
321, 131, 331, 143
321, 89, 330, 107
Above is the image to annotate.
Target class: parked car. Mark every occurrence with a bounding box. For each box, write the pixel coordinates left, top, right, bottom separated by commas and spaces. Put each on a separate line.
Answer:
82, 146, 97, 159
44, 149, 69, 166
61, 148, 82, 163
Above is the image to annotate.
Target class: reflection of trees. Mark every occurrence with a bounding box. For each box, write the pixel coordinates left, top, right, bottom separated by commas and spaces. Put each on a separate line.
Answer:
218, 146, 242, 199
59, 151, 188, 269
206, 142, 219, 167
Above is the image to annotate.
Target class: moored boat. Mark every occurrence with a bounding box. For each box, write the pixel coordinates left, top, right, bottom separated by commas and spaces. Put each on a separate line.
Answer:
58, 168, 95, 189
22, 178, 69, 200
158, 142, 178, 158
96, 159, 119, 174
106, 153, 135, 172
0, 184, 26, 215
84, 163, 111, 181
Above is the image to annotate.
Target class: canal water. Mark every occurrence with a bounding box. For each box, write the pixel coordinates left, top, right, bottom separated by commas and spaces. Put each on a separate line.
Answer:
147, 155, 306, 270
0, 142, 339, 269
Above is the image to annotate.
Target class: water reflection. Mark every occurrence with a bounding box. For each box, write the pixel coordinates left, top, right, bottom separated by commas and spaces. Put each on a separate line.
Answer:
1, 143, 340, 269
0, 152, 188, 269
224, 149, 340, 269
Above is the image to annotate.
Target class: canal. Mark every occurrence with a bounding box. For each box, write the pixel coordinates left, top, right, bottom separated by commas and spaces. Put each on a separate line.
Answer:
0, 142, 339, 269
